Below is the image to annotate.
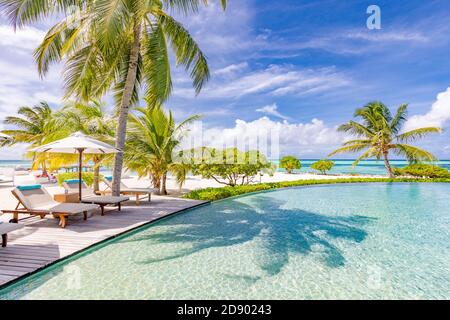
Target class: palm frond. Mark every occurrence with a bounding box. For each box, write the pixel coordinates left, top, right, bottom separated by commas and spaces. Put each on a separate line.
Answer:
142, 22, 172, 105
328, 143, 369, 157
392, 144, 437, 163
338, 121, 374, 138
0, 0, 77, 28
390, 103, 408, 134
397, 127, 442, 143
159, 13, 210, 94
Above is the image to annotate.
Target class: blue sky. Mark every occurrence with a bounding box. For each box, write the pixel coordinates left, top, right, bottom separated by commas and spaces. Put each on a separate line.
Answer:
1, 0, 450, 159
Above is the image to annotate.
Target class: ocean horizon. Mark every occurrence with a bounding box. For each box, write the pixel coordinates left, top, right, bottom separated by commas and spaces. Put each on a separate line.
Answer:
2, 159, 450, 176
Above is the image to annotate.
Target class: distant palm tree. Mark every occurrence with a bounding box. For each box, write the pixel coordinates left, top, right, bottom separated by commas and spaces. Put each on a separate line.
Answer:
125, 105, 200, 194
328, 102, 442, 177
2, 102, 71, 174
63, 101, 116, 192
0, 0, 227, 196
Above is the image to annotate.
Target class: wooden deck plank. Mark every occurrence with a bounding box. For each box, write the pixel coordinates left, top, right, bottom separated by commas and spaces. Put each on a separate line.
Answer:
0, 197, 207, 288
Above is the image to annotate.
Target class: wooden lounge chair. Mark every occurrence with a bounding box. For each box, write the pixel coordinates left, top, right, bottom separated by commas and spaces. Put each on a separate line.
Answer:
0, 221, 23, 247
102, 177, 158, 205
2, 185, 99, 228
63, 180, 129, 215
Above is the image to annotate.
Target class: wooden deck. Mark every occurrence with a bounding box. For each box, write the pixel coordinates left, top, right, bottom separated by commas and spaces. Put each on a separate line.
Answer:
0, 196, 207, 287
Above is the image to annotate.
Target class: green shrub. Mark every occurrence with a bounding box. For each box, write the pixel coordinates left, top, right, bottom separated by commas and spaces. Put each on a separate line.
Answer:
394, 164, 450, 178
310, 160, 334, 174
184, 177, 450, 201
191, 148, 274, 186
56, 172, 101, 187
279, 156, 301, 174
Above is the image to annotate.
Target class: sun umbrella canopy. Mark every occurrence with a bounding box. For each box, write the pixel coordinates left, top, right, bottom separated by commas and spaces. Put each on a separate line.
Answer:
31, 132, 118, 201
0, 133, 11, 140
31, 132, 118, 154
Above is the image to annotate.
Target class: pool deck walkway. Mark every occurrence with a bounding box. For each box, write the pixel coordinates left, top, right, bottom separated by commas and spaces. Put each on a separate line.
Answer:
0, 196, 207, 288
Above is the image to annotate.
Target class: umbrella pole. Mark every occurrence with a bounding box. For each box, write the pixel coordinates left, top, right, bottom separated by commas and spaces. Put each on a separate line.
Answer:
77, 148, 85, 202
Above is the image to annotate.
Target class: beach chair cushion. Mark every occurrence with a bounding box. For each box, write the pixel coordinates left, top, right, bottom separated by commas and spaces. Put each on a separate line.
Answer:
64, 180, 129, 204
13, 187, 99, 214
102, 177, 157, 194
16, 184, 42, 191
82, 195, 129, 204
63, 180, 96, 196
33, 203, 99, 214
13, 187, 56, 210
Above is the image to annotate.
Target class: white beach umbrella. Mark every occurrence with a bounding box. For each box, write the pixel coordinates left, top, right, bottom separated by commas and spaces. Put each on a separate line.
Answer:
31, 132, 118, 200
0, 132, 11, 140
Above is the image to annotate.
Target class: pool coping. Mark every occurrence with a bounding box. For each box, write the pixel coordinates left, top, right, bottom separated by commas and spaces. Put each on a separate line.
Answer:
0, 200, 211, 292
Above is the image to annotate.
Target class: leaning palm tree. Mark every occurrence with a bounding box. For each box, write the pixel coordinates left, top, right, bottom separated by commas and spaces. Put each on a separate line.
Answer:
328, 102, 442, 177
2, 102, 72, 174
62, 101, 116, 191
124, 105, 200, 194
0, 0, 227, 196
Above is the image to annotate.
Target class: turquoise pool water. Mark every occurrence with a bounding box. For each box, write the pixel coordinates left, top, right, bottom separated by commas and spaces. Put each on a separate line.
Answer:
1, 183, 449, 299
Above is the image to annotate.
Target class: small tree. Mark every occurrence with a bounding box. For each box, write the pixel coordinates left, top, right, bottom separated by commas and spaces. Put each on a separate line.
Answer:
279, 156, 301, 174
311, 160, 335, 175
191, 148, 274, 187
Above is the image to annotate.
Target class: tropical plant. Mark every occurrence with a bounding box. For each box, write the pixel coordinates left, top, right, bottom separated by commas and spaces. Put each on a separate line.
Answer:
328, 102, 441, 177
1, 102, 72, 174
311, 160, 334, 175
279, 156, 301, 174
393, 164, 450, 178
62, 101, 116, 192
0, 0, 227, 195
191, 148, 274, 187
124, 105, 200, 194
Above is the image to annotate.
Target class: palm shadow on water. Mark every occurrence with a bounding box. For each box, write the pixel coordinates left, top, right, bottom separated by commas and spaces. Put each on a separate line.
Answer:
125, 195, 375, 276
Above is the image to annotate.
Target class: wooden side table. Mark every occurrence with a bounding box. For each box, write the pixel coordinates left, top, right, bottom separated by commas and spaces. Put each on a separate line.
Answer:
54, 192, 79, 203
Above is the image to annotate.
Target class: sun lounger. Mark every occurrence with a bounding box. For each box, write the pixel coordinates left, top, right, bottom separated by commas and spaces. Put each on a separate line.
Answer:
1, 185, 99, 228
63, 180, 129, 215
0, 221, 23, 247
102, 177, 158, 205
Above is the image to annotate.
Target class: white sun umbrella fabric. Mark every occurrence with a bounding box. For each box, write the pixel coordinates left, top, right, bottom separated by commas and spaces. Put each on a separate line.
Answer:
0, 133, 11, 140
31, 132, 119, 200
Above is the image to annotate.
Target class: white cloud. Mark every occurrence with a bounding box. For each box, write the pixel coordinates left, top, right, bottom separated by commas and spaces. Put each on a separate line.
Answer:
214, 62, 248, 76
174, 65, 351, 99
403, 87, 450, 131
0, 25, 45, 52
181, 117, 344, 158
256, 103, 290, 120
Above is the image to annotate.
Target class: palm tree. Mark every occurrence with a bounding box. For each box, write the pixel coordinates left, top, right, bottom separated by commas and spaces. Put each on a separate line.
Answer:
62, 101, 116, 192
0, 0, 227, 196
328, 102, 442, 177
2, 102, 71, 174
124, 105, 199, 194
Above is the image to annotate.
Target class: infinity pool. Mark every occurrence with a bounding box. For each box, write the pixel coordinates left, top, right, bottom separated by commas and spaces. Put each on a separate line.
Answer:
1, 183, 449, 299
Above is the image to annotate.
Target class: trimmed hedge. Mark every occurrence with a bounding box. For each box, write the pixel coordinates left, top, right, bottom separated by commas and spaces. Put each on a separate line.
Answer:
393, 164, 450, 178
184, 177, 450, 201
56, 172, 102, 187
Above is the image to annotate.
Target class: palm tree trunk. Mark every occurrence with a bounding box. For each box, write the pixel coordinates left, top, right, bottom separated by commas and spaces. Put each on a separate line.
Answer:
93, 160, 100, 193
153, 175, 162, 195
111, 20, 142, 196
383, 151, 393, 177
161, 172, 167, 195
